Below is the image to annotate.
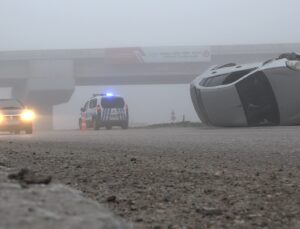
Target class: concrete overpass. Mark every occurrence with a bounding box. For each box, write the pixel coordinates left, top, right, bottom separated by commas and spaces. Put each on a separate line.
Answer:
1, 43, 300, 129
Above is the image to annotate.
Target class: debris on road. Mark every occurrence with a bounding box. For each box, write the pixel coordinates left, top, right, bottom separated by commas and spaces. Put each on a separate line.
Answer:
130, 157, 137, 163
1, 128, 300, 228
195, 207, 223, 216
1, 167, 131, 229
107, 195, 117, 203
8, 168, 52, 186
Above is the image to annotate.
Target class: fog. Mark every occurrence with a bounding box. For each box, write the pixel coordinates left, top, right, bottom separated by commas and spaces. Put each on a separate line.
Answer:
53, 85, 198, 129
1, 0, 300, 50
0, 0, 300, 129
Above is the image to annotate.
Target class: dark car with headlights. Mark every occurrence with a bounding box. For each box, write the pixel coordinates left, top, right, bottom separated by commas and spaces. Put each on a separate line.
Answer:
0, 99, 35, 134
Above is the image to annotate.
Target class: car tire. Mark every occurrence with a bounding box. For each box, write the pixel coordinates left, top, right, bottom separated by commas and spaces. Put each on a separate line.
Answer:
93, 119, 100, 130
105, 125, 112, 130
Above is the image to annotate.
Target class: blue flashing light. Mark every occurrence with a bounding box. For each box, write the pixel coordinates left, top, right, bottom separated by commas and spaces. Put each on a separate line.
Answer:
106, 93, 113, 97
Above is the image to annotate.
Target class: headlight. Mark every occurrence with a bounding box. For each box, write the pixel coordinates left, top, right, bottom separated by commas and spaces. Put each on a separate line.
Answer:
286, 60, 300, 71
0, 114, 3, 123
21, 110, 35, 122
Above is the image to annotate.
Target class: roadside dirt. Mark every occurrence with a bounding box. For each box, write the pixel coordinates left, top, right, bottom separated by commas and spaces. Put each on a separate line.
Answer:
0, 128, 299, 228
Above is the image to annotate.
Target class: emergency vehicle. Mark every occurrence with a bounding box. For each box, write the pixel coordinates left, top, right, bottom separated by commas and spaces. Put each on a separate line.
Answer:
79, 93, 129, 130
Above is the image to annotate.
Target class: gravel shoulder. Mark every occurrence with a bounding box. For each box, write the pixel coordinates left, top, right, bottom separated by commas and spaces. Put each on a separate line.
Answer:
0, 167, 131, 229
0, 127, 299, 228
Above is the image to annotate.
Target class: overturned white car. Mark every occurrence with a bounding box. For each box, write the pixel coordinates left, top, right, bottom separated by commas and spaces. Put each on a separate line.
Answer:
190, 53, 300, 127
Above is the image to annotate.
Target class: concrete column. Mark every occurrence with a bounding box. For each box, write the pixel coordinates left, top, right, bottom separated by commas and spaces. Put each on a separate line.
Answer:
33, 103, 53, 130
11, 81, 27, 100
24, 88, 74, 130
11, 60, 75, 130
11, 86, 74, 130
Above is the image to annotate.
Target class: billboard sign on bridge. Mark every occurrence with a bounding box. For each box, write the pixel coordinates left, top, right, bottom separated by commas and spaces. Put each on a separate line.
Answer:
105, 46, 211, 64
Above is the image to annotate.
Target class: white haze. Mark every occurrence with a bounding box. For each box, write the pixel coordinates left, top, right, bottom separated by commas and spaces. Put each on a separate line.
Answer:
54, 85, 198, 129
0, 0, 299, 50
0, 0, 299, 129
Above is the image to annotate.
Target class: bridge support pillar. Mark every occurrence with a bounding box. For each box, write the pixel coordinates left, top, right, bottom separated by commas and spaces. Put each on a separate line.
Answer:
12, 84, 74, 130
11, 60, 75, 130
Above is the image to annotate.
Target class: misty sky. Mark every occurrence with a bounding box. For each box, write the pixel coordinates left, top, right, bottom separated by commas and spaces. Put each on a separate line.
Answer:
1, 0, 300, 50
0, 0, 299, 129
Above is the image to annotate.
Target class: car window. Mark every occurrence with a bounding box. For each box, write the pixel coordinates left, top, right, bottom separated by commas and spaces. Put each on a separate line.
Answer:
84, 101, 89, 110
0, 99, 24, 109
101, 97, 125, 108
200, 74, 228, 87
89, 99, 97, 108
200, 69, 257, 87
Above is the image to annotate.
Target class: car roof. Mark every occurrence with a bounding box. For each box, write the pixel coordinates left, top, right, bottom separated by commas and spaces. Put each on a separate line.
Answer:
0, 98, 24, 107
91, 95, 124, 100
0, 98, 23, 104
0, 98, 19, 101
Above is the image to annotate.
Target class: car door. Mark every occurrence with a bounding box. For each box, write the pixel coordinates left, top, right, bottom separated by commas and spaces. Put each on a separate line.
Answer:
88, 99, 97, 123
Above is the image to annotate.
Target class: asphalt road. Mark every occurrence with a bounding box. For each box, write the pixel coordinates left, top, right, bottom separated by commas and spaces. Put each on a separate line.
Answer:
0, 126, 299, 228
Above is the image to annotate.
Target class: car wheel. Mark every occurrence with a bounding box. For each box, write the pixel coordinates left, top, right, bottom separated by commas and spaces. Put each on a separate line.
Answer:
105, 125, 112, 130
93, 119, 100, 130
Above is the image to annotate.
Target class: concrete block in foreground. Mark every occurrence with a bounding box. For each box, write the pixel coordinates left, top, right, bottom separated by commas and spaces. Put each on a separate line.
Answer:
0, 167, 131, 229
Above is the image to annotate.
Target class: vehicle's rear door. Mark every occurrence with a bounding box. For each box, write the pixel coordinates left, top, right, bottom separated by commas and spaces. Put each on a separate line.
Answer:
87, 99, 97, 124
101, 97, 126, 121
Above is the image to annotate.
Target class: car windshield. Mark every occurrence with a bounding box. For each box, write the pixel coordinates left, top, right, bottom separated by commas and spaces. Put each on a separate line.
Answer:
0, 100, 23, 109
101, 97, 125, 108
